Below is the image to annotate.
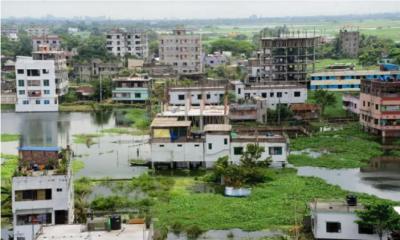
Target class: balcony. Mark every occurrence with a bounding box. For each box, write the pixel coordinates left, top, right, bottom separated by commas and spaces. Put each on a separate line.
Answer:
28, 90, 42, 97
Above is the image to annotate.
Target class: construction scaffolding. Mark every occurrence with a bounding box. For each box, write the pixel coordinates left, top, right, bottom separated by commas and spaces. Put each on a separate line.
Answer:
257, 32, 320, 84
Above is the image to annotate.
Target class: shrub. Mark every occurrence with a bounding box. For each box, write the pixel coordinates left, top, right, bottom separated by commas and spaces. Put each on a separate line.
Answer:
186, 225, 204, 239
171, 221, 184, 235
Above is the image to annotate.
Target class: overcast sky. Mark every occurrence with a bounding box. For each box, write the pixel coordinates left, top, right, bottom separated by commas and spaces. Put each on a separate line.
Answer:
2, 0, 400, 20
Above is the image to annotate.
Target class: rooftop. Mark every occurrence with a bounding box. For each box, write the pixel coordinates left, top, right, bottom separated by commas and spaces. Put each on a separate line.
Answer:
18, 146, 60, 152
395, 206, 400, 215
35, 224, 150, 240
311, 70, 400, 76
204, 124, 232, 132
150, 117, 191, 128
309, 200, 364, 213
290, 103, 320, 111
113, 76, 151, 82
159, 105, 228, 117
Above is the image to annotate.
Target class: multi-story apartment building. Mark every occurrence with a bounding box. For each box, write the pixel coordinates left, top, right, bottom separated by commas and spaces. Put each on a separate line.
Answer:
1, 27, 19, 41
168, 80, 307, 109
339, 29, 360, 58
26, 26, 49, 36
256, 35, 319, 83
32, 46, 69, 96
32, 35, 61, 51
15, 56, 59, 112
159, 28, 203, 75
112, 74, 152, 103
12, 146, 74, 240
203, 51, 228, 68
359, 78, 400, 137
310, 70, 400, 91
106, 29, 148, 59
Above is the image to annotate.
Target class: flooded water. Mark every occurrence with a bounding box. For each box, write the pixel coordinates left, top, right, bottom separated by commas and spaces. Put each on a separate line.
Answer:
1, 111, 150, 179
297, 166, 400, 201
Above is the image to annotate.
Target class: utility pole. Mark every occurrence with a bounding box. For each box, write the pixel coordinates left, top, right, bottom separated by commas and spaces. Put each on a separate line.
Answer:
99, 73, 103, 102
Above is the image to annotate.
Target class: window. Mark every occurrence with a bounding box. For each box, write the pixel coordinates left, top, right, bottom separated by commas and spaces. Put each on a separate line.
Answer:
15, 189, 52, 201
44, 100, 50, 105
206, 94, 210, 99
17, 213, 52, 225
375, 104, 379, 110
269, 147, 283, 155
36, 100, 40, 104
234, 147, 243, 155
197, 94, 202, 100
23, 100, 29, 105
194, 144, 200, 147
208, 143, 212, 150
56, 188, 62, 192
43, 80, 49, 86
17, 69, 24, 74
44, 90, 50, 95
19, 90, 25, 95
326, 222, 341, 233
237, 88, 241, 94
177, 144, 182, 147
294, 91, 301, 97
277, 92, 282, 98
18, 80, 24, 87
178, 95, 185, 100
363, 101, 365, 107
262, 92, 267, 98
224, 138, 228, 145
270, 92, 274, 97
159, 144, 164, 147
27, 80, 40, 86
135, 93, 141, 98
27, 69, 40, 76
42, 69, 49, 74
358, 224, 374, 234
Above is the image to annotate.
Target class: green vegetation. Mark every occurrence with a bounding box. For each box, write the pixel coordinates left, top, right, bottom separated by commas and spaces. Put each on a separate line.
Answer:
208, 38, 256, 57
1, 154, 18, 181
72, 159, 85, 173
289, 123, 382, 168
311, 89, 337, 119
356, 202, 400, 240
124, 108, 150, 130
73, 133, 102, 145
1, 133, 20, 142
100, 127, 143, 135
1, 33, 32, 57
1, 104, 15, 111
154, 168, 391, 232
308, 91, 346, 118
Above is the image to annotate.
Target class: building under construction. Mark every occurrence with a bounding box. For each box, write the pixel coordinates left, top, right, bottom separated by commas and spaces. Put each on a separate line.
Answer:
254, 33, 320, 84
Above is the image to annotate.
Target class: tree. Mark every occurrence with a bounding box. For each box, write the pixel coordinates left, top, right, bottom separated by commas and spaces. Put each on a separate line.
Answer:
312, 89, 336, 118
91, 77, 112, 102
356, 202, 400, 240
267, 104, 294, 124
209, 39, 255, 57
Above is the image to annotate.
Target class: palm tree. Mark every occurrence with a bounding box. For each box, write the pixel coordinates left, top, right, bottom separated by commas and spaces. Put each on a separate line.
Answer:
312, 89, 336, 119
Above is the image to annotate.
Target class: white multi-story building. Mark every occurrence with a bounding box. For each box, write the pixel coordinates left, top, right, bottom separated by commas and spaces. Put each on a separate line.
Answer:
12, 146, 74, 240
168, 81, 307, 109
106, 29, 148, 59
159, 28, 203, 75
15, 56, 58, 112
150, 118, 288, 168
204, 51, 228, 68
310, 199, 386, 240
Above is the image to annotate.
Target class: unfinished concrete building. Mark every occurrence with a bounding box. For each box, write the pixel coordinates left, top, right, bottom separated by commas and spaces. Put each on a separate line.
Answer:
256, 34, 319, 84
339, 28, 360, 58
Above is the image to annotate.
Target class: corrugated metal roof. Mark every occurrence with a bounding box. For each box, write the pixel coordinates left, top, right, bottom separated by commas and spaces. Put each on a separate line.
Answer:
18, 146, 60, 152
150, 117, 191, 128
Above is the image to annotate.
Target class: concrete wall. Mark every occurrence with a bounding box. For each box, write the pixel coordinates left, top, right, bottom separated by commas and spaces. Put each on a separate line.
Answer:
311, 211, 386, 240
169, 89, 225, 105
204, 134, 231, 165
151, 142, 204, 163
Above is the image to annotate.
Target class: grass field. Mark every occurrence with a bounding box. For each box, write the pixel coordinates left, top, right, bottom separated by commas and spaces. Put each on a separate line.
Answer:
307, 91, 348, 118
153, 168, 393, 233
1, 133, 20, 142
288, 123, 382, 168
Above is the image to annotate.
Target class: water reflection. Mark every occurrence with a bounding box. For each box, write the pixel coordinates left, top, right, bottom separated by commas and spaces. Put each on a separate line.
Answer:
1, 112, 149, 179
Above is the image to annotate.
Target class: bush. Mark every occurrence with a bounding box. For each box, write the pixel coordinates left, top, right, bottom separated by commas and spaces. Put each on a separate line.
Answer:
186, 225, 204, 239
171, 221, 184, 235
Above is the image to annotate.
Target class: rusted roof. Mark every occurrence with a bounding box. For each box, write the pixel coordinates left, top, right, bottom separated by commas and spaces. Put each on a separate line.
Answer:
290, 103, 320, 111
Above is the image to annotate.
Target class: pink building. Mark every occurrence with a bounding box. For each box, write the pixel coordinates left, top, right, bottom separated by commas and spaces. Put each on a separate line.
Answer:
359, 79, 400, 137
